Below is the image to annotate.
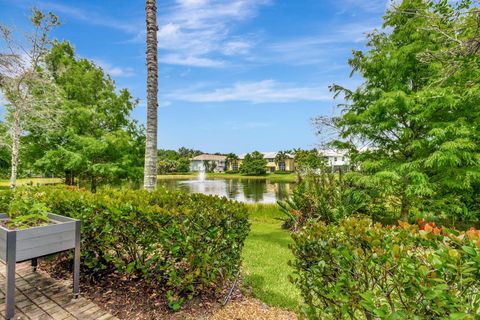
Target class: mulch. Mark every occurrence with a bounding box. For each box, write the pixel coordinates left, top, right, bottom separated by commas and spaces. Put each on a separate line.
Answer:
209, 299, 297, 320
39, 255, 297, 320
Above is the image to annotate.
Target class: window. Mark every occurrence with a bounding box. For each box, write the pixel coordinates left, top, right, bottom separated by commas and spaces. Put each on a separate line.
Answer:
279, 162, 286, 171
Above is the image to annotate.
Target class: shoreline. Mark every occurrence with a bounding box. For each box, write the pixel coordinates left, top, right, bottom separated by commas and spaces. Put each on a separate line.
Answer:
157, 172, 298, 183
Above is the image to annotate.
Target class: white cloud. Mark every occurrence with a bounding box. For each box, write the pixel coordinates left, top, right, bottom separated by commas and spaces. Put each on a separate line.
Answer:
94, 60, 135, 77
177, 0, 209, 8
263, 21, 381, 65
159, 54, 225, 68
159, 101, 172, 108
36, 1, 141, 34
158, 23, 181, 39
168, 80, 331, 103
223, 41, 252, 56
155, 0, 270, 67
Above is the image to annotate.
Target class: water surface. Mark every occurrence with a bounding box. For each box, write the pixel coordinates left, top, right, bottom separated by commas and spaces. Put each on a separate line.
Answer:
157, 177, 294, 204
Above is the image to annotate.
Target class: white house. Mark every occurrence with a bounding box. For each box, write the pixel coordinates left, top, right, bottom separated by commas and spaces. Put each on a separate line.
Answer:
319, 149, 350, 172
190, 154, 227, 173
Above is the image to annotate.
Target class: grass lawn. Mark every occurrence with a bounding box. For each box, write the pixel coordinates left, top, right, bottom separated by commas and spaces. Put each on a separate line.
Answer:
158, 172, 298, 183
243, 204, 301, 311
0, 177, 62, 188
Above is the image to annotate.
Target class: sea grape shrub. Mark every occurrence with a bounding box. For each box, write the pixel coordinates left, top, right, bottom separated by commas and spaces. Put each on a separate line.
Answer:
28, 186, 250, 310
291, 216, 480, 319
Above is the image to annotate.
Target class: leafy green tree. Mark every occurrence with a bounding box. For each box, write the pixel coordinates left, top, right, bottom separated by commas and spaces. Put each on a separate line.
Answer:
325, 0, 480, 220
294, 149, 324, 173
225, 152, 239, 171
177, 147, 202, 159
274, 151, 289, 171
177, 158, 191, 173
158, 149, 180, 161
240, 151, 267, 175
156, 148, 202, 174
157, 159, 177, 174
32, 41, 144, 191
0, 149, 9, 178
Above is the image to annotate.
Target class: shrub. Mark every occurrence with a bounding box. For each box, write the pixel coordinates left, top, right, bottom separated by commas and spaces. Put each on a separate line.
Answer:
274, 170, 293, 175
240, 151, 267, 175
278, 172, 368, 230
0, 188, 50, 229
291, 216, 480, 319
2, 186, 250, 310
0, 189, 12, 212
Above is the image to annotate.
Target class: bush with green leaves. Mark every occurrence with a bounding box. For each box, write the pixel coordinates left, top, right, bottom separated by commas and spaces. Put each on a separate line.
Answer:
274, 170, 293, 175
291, 216, 480, 319
278, 172, 369, 230
0, 189, 12, 212
1, 186, 250, 310
0, 188, 50, 229
240, 151, 267, 175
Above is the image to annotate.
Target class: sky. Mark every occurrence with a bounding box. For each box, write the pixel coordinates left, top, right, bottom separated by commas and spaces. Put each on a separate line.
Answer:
0, 0, 388, 154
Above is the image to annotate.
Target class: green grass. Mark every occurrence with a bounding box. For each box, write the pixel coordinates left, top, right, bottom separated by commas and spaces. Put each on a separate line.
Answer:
158, 172, 297, 183
242, 204, 301, 311
156, 173, 198, 179
0, 178, 62, 188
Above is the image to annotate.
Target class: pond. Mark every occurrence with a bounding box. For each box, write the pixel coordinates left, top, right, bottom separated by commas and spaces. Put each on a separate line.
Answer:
157, 177, 295, 204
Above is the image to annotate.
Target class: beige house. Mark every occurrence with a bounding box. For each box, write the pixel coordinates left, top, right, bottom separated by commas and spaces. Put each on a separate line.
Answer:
190, 154, 227, 173
235, 152, 295, 173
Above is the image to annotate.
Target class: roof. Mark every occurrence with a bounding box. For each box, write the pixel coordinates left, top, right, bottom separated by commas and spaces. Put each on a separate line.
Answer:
318, 149, 349, 157
190, 154, 227, 161
239, 152, 294, 160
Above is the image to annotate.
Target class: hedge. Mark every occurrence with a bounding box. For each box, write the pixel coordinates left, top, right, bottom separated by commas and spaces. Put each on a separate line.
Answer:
0, 186, 250, 310
291, 216, 480, 319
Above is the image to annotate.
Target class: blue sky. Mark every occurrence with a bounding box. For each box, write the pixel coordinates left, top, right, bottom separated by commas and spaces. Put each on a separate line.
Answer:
0, 0, 387, 153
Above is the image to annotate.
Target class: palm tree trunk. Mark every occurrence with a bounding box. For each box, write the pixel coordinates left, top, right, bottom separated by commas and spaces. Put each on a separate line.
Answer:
143, 0, 158, 191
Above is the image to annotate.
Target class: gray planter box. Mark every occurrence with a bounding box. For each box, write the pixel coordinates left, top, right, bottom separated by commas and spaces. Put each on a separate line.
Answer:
0, 213, 80, 320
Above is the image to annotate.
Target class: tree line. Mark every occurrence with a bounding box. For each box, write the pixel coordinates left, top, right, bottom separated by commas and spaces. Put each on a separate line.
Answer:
0, 10, 144, 192
313, 0, 480, 221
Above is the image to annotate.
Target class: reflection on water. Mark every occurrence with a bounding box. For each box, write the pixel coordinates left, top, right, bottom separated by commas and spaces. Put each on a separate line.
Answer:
157, 178, 294, 204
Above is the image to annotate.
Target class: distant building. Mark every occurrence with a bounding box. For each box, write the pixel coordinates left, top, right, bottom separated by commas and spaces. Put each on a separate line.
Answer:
190, 154, 227, 173
319, 149, 350, 172
237, 152, 295, 173
191, 150, 350, 174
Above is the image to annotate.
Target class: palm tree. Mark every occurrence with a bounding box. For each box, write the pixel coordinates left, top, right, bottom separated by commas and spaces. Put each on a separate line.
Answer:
274, 151, 288, 171
143, 0, 158, 191
225, 153, 239, 171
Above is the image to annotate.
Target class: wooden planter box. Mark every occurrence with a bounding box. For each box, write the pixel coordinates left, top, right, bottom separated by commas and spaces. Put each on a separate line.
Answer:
0, 213, 80, 320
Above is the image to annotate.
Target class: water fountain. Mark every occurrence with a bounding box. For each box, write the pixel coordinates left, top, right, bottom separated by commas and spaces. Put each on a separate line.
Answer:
171, 161, 287, 203
198, 161, 206, 181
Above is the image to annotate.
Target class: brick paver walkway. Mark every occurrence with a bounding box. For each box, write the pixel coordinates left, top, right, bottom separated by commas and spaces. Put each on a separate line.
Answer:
0, 262, 117, 320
